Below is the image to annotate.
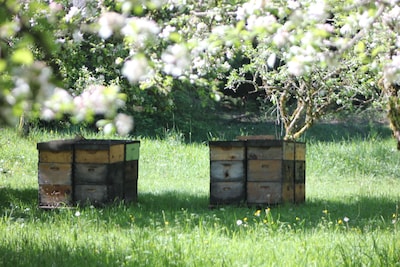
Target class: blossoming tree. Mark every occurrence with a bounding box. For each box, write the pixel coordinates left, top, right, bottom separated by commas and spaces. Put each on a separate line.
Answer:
1, 0, 399, 141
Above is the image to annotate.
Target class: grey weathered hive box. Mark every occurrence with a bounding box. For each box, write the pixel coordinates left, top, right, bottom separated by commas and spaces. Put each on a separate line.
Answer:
209, 137, 306, 206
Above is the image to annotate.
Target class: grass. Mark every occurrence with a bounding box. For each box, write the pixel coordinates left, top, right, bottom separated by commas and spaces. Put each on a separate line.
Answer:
1, 124, 400, 266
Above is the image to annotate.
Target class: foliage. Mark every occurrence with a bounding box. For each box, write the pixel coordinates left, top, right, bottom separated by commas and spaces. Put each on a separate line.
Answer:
1, 0, 400, 142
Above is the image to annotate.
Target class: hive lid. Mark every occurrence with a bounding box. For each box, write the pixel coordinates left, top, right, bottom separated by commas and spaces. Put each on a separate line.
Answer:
37, 139, 76, 151
37, 139, 141, 151
74, 139, 126, 150
236, 135, 276, 140
245, 139, 286, 147
208, 140, 245, 147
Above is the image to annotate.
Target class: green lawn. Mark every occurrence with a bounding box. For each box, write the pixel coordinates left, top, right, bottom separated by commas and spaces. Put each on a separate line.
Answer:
1, 125, 400, 266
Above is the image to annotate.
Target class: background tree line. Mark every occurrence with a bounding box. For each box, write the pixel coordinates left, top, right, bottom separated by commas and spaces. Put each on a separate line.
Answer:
0, 0, 399, 144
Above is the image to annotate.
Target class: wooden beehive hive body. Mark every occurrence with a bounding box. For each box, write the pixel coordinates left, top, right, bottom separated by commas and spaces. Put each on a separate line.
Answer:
294, 143, 306, 203
37, 140, 75, 208
246, 140, 295, 205
124, 141, 140, 202
209, 141, 246, 205
73, 140, 125, 204
37, 139, 140, 208
209, 138, 306, 206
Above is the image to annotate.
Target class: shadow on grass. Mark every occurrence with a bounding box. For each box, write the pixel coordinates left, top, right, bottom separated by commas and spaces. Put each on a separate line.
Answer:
1, 186, 398, 230
304, 121, 392, 142
0, 242, 130, 267
0, 186, 38, 209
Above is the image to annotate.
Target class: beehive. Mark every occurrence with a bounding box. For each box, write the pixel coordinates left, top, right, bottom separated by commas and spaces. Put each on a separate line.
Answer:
37, 139, 140, 208
73, 140, 125, 204
37, 140, 75, 208
209, 141, 246, 205
246, 140, 296, 205
209, 138, 306, 206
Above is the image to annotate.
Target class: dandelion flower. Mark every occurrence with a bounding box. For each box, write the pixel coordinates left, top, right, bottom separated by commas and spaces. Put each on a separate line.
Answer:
236, 219, 243, 226
322, 209, 328, 215
338, 219, 343, 225
254, 210, 261, 217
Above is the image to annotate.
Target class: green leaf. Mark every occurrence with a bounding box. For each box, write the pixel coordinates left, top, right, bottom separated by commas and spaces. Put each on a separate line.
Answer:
355, 41, 365, 54
371, 46, 384, 58
169, 32, 182, 43
11, 48, 34, 65
0, 60, 6, 72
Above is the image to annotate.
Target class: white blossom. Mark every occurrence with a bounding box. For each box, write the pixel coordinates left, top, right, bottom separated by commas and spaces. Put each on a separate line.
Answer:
72, 85, 124, 122
41, 108, 56, 120
307, 2, 328, 21
340, 24, 353, 36
273, 27, 290, 47
192, 56, 207, 75
122, 57, 154, 83
358, 11, 374, 29
49, 1, 63, 13
115, 113, 134, 136
121, 17, 160, 47
287, 58, 307, 76
41, 88, 73, 120
161, 44, 190, 77
103, 123, 114, 135
383, 5, 400, 31
72, 0, 86, 9
267, 53, 277, 69
159, 25, 176, 39
72, 31, 84, 43
287, 0, 300, 9
11, 78, 31, 99
65, 7, 80, 23
384, 54, 400, 84
98, 12, 126, 39
246, 14, 277, 31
